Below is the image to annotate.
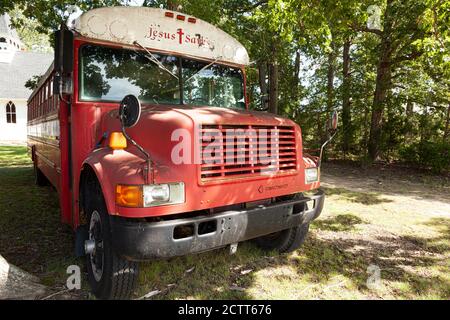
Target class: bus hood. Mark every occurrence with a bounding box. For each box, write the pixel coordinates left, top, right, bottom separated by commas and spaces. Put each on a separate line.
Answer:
104, 105, 301, 167
139, 105, 297, 127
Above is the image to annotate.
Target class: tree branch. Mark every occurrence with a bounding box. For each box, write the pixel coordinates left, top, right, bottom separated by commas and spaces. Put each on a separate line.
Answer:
234, 0, 269, 14
351, 23, 383, 36
392, 51, 423, 65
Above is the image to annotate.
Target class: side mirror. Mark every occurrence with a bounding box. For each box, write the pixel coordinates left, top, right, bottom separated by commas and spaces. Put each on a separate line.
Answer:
53, 74, 73, 95
119, 95, 142, 128
117, 95, 150, 182
54, 29, 74, 74
54, 28, 74, 96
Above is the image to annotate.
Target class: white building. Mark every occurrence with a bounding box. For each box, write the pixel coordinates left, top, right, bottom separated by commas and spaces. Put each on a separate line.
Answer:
0, 14, 52, 144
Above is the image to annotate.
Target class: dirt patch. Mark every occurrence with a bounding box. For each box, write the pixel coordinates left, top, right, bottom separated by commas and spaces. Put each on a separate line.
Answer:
321, 162, 450, 216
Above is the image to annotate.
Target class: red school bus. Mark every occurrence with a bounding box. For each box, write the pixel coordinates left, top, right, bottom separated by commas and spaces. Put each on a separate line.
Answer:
27, 7, 334, 299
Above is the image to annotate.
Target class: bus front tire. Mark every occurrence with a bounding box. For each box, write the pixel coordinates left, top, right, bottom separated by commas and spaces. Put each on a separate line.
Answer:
254, 223, 310, 253
84, 183, 139, 300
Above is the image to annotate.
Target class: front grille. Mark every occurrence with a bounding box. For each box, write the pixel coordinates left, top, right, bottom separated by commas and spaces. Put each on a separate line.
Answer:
199, 124, 297, 182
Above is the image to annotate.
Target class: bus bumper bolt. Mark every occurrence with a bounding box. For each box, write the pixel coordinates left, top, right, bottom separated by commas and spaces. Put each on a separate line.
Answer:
230, 243, 238, 255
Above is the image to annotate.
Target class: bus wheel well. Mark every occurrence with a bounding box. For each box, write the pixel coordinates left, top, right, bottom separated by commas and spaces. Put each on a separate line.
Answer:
79, 165, 101, 225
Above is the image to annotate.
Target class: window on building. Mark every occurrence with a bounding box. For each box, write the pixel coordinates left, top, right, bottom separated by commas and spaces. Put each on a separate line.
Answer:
6, 101, 16, 124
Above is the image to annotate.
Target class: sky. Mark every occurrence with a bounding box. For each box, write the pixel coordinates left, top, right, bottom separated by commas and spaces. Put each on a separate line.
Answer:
123, 0, 146, 5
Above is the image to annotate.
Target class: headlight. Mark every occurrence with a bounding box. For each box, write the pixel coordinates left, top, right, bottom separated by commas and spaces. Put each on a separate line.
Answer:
305, 168, 319, 184
143, 183, 185, 207
144, 184, 170, 202
116, 183, 185, 207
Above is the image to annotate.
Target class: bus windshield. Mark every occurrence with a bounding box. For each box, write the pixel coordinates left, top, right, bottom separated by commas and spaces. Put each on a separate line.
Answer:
79, 45, 245, 109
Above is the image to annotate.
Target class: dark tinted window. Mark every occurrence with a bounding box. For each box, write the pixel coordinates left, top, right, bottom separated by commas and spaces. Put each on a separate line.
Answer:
79, 45, 245, 110
183, 60, 245, 109
80, 45, 180, 104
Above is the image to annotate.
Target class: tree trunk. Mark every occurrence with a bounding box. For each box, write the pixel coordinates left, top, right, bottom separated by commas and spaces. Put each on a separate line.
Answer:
326, 48, 335, 116
420, 106, 430, 143
368, 58, 391, 161
294, 50, 300, 85
259, 62, 268, 110
317, 112, 323, 146
363, 102, 370, 149
342, 38, 352, 153
322, 45, 336, 146
294, 49, 301, 89
405, 99, 414, 142
268, 46, 279, 114
444, 103, 450, 142
368, 1, 393, 162
0, 255, 47, 299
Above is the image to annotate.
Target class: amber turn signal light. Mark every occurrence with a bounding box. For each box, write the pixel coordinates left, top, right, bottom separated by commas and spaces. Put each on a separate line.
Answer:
109, 132, 127, 150
116, 185, 143, 207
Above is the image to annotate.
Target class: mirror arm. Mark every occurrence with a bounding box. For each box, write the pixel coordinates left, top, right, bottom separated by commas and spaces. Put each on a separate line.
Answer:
121, 126, 154, 184
318, 129, 337, 168
58, 74, 71, 105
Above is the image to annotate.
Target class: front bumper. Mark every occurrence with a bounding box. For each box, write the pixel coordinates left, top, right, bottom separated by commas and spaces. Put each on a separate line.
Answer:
111, 189, 325, 261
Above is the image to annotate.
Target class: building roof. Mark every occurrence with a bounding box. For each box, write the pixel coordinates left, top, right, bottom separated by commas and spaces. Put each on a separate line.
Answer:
0, 14, 19, 40
0, 51, 53, 99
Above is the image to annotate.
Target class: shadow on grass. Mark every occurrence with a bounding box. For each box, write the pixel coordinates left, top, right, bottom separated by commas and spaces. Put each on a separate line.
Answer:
0, 165, 80, 292
1, 147, 448, 299
313, 213, 366, 232
322, 187, 393, 205
401, 218, 450, 255
141, 217, 450, 300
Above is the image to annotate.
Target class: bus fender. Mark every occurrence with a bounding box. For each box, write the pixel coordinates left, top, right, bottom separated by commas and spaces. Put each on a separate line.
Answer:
80, 148, 146, 217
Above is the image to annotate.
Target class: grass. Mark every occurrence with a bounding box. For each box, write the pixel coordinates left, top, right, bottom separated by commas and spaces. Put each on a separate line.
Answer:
0, 146, 80, 295
0, 146, 449, 299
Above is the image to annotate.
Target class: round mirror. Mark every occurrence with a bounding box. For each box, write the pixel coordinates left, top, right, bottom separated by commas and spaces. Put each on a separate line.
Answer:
331, 111, 338, 131
119, 95, 141, 128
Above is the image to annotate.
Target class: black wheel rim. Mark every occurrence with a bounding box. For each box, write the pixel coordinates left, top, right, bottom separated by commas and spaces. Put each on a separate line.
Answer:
89, 210, 104, 282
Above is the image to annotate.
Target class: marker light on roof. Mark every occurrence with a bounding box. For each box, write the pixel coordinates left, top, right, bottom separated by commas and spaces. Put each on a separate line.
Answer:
176, 15, 185, 21
188, 17, 196, 24
222, 45, 234, 60
235, 47, 248, 64
165, 12, 174, 18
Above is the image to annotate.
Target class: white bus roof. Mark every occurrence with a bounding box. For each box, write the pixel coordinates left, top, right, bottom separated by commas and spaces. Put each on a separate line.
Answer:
72, 7, 250, 66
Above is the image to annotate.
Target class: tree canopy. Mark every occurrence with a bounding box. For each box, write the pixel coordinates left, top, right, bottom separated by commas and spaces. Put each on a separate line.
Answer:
2, 0, 449, 171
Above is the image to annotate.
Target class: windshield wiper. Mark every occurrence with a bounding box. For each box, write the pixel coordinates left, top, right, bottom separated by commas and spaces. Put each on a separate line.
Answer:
133, 40, 179, 80
183, 56, 222, 83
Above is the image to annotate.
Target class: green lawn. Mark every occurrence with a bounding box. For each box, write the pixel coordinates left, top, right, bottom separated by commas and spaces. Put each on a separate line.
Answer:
0, 146, 78, 291
0, 146, 449, 299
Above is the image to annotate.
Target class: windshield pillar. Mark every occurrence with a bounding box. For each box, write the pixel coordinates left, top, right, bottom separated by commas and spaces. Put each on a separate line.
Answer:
178, 57, 184, 105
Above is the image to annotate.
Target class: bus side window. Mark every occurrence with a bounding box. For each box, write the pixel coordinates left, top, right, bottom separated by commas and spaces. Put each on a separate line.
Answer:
49, 78, 53, 111
44, 89, 46, 115
47, 82, 50, 113
39, 91, 43, 118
